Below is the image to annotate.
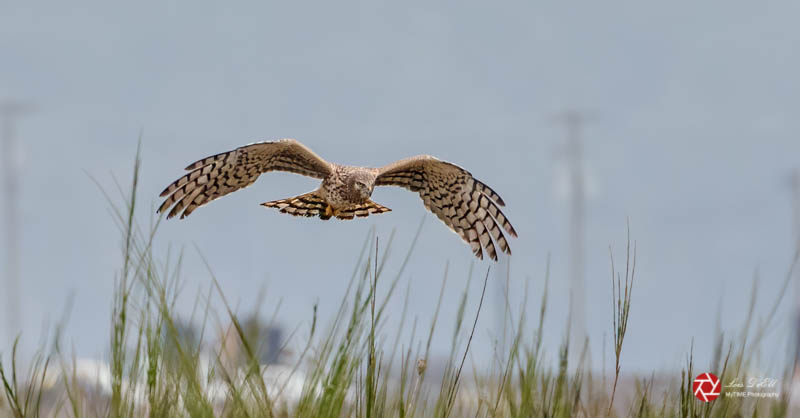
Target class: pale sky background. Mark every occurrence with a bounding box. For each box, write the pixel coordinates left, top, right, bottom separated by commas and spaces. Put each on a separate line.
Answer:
1, 1, 799, 374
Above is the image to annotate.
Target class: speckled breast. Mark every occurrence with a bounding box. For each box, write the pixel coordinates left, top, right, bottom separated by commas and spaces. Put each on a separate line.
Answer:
321, 168, 352, 209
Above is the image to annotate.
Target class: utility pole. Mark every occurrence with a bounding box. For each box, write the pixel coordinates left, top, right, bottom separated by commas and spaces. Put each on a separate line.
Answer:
0, 100, 33, 345
792, 170, 800, 254
554, 110, 590, 355
791, 170, 800, 380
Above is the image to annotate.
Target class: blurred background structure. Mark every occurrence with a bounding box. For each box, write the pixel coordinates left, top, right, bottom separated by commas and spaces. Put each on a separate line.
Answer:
1, 1, 799, 378
0, 100, 34, 345
553, 109, 591, 361
792, 170, 800, 376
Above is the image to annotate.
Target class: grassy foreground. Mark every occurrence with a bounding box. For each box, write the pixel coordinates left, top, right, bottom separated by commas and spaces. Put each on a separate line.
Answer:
1, 149, 797, 417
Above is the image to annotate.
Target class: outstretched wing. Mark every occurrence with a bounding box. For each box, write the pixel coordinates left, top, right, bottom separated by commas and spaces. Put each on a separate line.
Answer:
375, 156, 516, 261
158, 139, 332, 219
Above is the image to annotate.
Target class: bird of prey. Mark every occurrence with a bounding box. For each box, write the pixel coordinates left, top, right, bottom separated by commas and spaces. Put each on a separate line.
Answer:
157, 139, 517, 261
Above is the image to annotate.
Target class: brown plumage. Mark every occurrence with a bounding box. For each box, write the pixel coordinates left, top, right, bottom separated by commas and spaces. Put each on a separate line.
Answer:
157, 138, 517, 261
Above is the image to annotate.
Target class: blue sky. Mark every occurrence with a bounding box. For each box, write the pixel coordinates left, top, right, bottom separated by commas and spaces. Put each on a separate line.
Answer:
1, 1, 799, 373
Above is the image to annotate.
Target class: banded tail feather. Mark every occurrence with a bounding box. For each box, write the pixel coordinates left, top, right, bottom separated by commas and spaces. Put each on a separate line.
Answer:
261, 191, 333, 220
332, 200, 391, 220
261, 192, 392, 221
261, 191, 391, 220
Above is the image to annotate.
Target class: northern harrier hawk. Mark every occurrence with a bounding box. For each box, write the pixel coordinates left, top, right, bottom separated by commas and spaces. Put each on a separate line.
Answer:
157, 139, 517, 260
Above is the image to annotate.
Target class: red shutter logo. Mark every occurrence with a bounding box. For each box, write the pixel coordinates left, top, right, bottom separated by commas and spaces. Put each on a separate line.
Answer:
693, 373, 721, 402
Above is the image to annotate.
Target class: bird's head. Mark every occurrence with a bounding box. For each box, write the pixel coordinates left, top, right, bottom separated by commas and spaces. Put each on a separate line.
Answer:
349, 172, 374, 201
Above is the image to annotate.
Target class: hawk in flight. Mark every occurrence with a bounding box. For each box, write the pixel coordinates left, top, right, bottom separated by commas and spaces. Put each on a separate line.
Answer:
158, 139, 517, 261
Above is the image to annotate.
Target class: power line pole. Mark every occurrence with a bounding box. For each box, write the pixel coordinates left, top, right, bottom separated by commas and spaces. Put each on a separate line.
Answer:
791, 170, 800, 381
792, 170, 800, 254
554, 110, 590, 354
0, 100, 34, 345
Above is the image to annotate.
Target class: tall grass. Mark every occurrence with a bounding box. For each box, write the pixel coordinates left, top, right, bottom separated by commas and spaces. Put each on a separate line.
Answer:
607, 224, 636, 416
1, 148, 797, 417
